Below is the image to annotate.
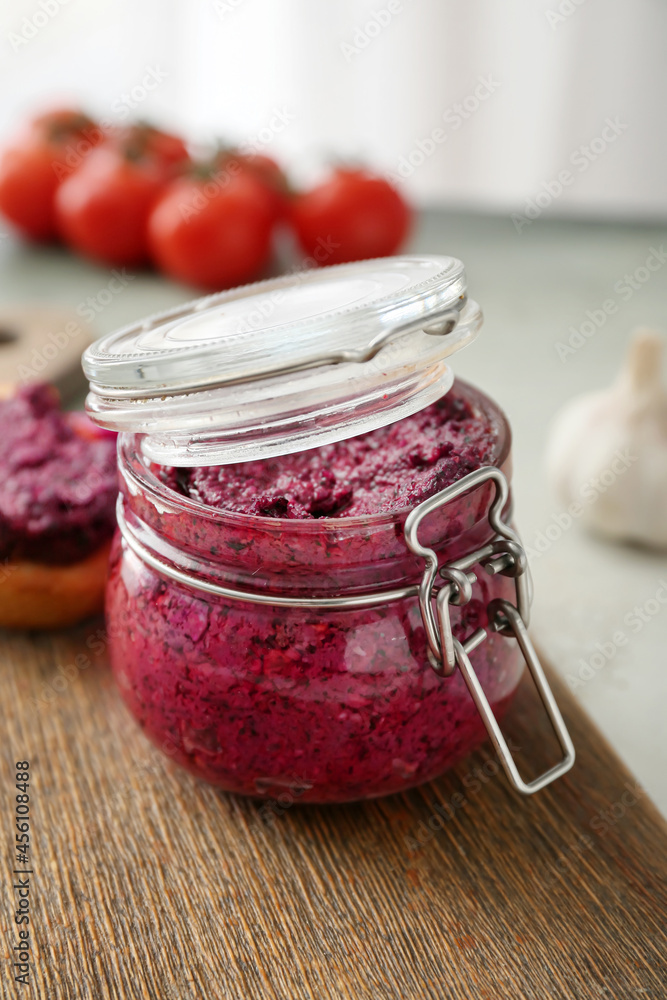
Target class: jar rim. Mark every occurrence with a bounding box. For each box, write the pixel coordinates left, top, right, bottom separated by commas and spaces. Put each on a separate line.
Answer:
118, 379, 511, 532
85, 255, 481, 466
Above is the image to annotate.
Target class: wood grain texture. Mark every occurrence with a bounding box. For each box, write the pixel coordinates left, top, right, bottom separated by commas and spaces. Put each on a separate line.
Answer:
0, 621, 665, 1000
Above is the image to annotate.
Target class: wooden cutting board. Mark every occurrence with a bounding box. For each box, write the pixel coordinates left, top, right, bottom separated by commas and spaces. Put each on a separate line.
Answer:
0, 305, 92, 399
0, 623, 665, 999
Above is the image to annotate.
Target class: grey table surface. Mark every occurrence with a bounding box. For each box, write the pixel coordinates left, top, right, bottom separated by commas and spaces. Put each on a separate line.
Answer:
1, 208, 666, 817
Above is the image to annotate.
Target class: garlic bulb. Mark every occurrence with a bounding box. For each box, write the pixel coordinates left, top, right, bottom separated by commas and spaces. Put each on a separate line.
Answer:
546, 328, 667, 548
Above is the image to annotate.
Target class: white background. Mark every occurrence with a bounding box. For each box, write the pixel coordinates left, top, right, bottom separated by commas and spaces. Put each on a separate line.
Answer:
0, 0, 665, 218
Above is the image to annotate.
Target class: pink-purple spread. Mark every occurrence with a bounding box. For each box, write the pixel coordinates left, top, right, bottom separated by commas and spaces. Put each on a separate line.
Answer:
107, 382, 524, 802
0, 383, 117, 565
158, 391, 498, 519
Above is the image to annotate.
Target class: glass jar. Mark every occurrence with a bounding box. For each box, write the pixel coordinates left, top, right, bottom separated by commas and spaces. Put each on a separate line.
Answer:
84, 255, 574, 802
108, 381, 523, 802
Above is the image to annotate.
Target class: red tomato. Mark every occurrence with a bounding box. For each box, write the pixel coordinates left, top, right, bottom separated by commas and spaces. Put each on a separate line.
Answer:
219, 150, 289, 221
291, 168, 411, 265
148, 167, 277, 290
0, 109, 101, 241
55, 125, 190, 268
108, 124, 189, 175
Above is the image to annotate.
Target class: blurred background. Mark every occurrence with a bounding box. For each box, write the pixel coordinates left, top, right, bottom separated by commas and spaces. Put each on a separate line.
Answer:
1, 0, 666, 217
0, 0, 665, 812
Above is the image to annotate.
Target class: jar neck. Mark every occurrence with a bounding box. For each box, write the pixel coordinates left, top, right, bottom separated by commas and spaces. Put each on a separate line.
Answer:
117, 381, 512, 600
117, 486, 513, 602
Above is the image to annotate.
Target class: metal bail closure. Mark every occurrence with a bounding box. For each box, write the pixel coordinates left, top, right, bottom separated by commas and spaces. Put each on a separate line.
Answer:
404, 466, 575, 795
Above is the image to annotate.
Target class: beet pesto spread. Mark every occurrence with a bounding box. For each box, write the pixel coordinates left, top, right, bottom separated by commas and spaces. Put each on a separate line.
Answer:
105, 381, 519, 801
0, 383, 117, 565
159, 385, 499, 519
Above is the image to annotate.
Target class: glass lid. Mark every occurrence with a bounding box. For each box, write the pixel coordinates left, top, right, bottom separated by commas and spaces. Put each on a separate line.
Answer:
83, 255, 483, 466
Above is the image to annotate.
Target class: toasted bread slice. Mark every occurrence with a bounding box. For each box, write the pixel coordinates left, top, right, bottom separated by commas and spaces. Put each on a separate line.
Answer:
0, 540, 112, 629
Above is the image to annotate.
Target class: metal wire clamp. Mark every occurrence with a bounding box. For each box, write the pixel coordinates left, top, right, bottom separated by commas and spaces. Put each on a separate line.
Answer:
404, 465, 575, 794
